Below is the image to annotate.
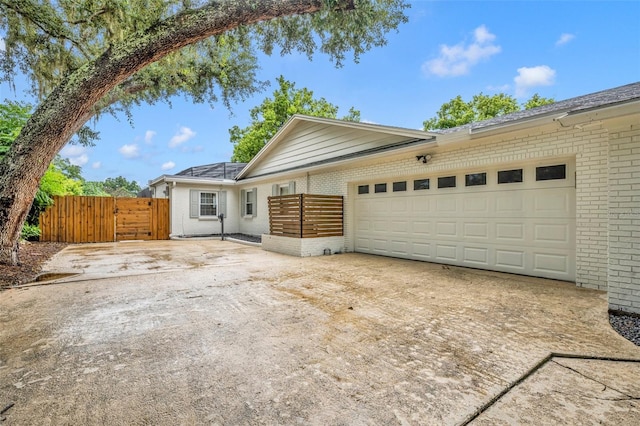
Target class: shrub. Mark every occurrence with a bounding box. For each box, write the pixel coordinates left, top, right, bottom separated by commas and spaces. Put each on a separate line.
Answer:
21, 224, 41, 241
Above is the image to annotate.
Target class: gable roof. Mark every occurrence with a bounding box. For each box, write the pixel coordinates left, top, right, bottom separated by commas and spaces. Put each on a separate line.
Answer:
236, 115, 437, 180
436, 81, 640, 135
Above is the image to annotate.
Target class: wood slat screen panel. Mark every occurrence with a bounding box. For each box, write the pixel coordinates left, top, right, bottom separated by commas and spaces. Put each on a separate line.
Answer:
268, 194, 343, 238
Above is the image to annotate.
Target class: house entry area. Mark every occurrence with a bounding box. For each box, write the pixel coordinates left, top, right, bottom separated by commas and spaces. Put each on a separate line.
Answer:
354, 160, 576, 281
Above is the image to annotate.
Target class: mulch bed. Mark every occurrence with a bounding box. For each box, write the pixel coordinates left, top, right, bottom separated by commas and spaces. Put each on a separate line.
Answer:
0, 242, 68, 289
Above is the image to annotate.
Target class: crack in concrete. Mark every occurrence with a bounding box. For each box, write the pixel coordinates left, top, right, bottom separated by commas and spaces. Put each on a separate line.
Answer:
458, 354, 640, 425
551, 360, 639, 400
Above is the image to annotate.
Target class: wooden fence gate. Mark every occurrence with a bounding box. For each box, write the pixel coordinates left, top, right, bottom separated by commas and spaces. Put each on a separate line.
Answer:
39, 196, 169, 243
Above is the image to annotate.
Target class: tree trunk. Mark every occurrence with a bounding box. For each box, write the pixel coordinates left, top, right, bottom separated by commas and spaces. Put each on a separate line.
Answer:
0, 0, 331, 265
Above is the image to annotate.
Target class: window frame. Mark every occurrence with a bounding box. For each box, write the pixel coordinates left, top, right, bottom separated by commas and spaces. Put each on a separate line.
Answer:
241, 187, 257, 218
199, 191, 217, 218
374, 183, 387, 193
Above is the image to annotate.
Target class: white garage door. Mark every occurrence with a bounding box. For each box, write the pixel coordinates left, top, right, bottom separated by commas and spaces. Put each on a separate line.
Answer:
354, 161, 576, 281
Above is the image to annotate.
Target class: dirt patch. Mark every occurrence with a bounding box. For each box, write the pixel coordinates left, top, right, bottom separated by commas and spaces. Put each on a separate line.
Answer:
0, 242, 67, 289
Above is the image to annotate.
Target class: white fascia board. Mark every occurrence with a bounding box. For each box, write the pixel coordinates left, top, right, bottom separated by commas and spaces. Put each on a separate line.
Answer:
150, 175, 237, 186
235, 114, 437, 180
555, 100, 640, 127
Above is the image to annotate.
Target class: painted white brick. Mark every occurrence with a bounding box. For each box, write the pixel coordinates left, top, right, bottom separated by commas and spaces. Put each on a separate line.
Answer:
607, 124, 640, 314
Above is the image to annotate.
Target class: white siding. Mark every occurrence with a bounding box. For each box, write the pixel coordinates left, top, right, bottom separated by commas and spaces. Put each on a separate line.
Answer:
248, 121, 418, 177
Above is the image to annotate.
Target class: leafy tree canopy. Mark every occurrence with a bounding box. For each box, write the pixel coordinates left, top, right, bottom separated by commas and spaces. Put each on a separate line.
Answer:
0, 0, 409, 264
231, 75, 361, 162
1, 0, 407, 117
0, 101, 31, 158
102, 176, 142, 198
423, 93, 555, 131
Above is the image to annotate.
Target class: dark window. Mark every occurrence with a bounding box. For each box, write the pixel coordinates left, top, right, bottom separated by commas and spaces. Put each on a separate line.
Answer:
358, 185, 369, 194
414, 178, 430, 190
438, 176, 456, 188
465, 172, 487, 187
498, 169, 523, 184
374, 183, 387, 193
393, 181, 407, 192
536, 164, 566, 181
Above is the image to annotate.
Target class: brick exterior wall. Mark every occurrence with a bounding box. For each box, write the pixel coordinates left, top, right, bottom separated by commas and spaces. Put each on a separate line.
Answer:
262, 234, 345, 257
309, 122, 610, 291
607, 124, 640, 313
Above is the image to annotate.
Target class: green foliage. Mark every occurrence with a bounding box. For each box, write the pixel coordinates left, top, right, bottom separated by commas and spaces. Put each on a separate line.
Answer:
20, 223, 41, 241
26, 163, 84, 225
82, 181, 110, 196
1, 0, 408, 116
102, 176, 141, 197
423, 93, 556, 130
53, 156, 83, 180
522, 94, 555, 110
230, 76, 361, 162
0, 101, 31, 158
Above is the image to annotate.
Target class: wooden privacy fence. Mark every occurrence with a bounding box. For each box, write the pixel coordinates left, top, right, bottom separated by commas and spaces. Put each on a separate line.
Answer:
39, 196, 169, 243
268, 194, 343, 238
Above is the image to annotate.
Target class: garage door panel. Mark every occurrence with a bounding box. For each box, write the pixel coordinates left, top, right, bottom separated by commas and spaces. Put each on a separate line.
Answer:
463, 197, 490, 214
411, 198, 430, 212
411, 242, 431, 259
390, 220, 408, 233
390, 240, 409, 255
464, 222, 489, 239
496, 222, 525, 241
495, 249, 526, 270
436, 198, 457, 212
496, 193, 525, 214
534, 223, 571, 244
354, 162, 575, 281
533, 190, 574, 216
391, 199, 408, 213
463, 247, 489, 266
436, 221, 458, 237
372, 239, 388, 253
412, 221, 432, 235
436, 244, 457, 261
533, 251, 571, 276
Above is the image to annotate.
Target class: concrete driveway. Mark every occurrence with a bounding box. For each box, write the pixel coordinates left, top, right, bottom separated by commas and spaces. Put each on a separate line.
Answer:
1, 240, 638, 425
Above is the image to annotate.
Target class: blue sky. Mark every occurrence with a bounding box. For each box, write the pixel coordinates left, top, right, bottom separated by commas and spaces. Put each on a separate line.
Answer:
1, 1, 639, 187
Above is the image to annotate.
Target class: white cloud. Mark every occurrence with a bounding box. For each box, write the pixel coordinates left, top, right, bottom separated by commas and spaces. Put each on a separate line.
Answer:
169, 126, 196, 148
422, 25, 501, 77
69, 154, 89, 166
61, 145, 86, 157
161, 161, 176, 171
119, 143, 140, 158
92, 161, 102, 169
144, 130, 156, 144
0, 38, 5, 51
514, 65, 556, 97
556, 33, 575, 46
60, 145, 89, 166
